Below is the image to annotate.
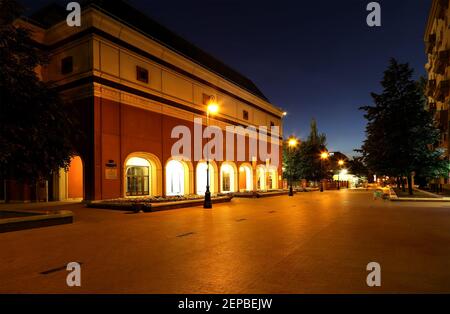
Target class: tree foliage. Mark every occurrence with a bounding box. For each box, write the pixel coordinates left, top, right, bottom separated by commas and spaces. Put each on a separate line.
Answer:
284, 119, 329, 183
347, 156, 370, 179
282, 139, 301, 182
360, 59, 448, 194
0, 0, 80, 183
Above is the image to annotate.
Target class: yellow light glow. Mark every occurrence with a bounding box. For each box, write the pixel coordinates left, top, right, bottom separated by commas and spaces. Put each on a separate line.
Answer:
282, 112, 287, 116
338, 160, 345, 166
239, 166, 244, 172
207, 103, 219, 114
320, 152, 329, 160
288, 138, 298, 148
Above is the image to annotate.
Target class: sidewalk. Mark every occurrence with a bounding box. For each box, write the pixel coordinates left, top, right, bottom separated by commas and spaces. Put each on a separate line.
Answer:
390, 188, 450, 202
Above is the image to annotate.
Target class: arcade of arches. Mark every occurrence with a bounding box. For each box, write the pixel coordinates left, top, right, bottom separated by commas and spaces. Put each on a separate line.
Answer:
12, 154, 279, 202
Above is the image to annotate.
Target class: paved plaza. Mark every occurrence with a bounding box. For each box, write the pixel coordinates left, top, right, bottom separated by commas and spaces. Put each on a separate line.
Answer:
1, 190, 450, 293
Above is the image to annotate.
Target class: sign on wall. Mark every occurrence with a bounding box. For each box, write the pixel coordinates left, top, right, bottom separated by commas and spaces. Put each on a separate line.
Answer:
105, 160, 118, 180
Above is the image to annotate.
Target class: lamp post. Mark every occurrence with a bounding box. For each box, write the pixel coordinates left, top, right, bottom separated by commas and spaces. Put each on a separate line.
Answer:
320, 151, 329, 192
288, 137, 298, 196
337, 159, 344, 190
204, 97, 218, 209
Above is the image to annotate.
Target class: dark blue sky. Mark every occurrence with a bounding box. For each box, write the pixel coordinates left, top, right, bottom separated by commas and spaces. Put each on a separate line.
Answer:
24, 0, 432, 156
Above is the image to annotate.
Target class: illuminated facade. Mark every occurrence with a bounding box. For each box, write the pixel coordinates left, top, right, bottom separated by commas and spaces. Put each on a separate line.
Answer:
4, 0, 284, 202
425, 0, 450, 186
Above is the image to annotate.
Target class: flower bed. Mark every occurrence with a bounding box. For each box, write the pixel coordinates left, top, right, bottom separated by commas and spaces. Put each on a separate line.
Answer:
103, 194, 204, 204
234, 190, 290, 198
87, 194, 233, 212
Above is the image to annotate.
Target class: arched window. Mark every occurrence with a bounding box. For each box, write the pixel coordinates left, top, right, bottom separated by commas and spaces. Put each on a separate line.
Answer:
166, 160, 185, 196
239, 165, 252, 191
196, 162, 214, 195
126, 157, 150, 196
256, 167, 266, 191
221, 163, 235, 193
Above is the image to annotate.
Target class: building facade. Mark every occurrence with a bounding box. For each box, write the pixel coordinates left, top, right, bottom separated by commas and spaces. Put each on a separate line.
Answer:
4, 0, 284, 202
425, 0, 450, 187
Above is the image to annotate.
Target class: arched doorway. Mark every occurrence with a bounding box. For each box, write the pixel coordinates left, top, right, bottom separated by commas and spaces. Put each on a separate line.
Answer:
125, 157, 150, 196
166, 160, 184, 196
165, 158, 193, 196
67, 155, 83, 199
256, 165, 266, 191
220, 162, 238, 193
267, 167, 278, 190
52, 155, 84, 201
124, 152, 162, 197
239, 163, 253, 192
196, 161, 217, 195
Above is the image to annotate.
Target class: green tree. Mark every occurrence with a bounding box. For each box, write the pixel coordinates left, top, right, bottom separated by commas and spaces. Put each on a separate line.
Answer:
360, 59, 447, 195
347, 156, 369, 179
0, 0, 80, 200
297, 119, 329, 183
282, 139, 301, 184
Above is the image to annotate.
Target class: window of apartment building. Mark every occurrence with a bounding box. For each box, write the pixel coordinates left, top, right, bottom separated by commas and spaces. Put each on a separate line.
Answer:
61, 56, 73, 74
136, 66, 149, 83
243, 110, 249, 120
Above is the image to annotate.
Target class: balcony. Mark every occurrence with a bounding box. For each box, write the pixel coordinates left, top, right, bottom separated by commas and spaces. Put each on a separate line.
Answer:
426, 34, 436, 54
435, 50, 449, 74
435, 80, 450, 102
427, 79, 437, 96
438, 0, 449, 19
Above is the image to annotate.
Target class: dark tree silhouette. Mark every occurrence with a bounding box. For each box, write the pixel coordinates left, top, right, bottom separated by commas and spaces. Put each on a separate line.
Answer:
0, 0, 80, 199
360, 59, 448, 195
296, 119, 329, 183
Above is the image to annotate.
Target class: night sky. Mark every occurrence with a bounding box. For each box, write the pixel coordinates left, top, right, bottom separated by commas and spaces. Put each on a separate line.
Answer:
23, 0, 432, 156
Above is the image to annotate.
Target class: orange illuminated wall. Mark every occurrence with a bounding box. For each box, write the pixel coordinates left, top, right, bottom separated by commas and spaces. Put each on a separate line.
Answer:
239, 170, 247, 191
68, 156, 83, 199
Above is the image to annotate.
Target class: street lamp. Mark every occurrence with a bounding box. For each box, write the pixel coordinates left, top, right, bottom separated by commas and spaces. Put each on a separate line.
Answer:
320, 151, 329, 192
287, 137, 298, 196
337, 159, 344, 190
204, 96, 218, 209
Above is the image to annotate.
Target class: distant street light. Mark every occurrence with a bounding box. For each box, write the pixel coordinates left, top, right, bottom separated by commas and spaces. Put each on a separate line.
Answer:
288, 137, 298, 196
337, 159, 345, 190
204, 96, 219, 209
288, 138, 298, 148
320, 151, 329, 192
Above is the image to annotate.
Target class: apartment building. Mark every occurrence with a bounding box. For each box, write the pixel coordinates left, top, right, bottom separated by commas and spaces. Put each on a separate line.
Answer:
425, 0, 450, 186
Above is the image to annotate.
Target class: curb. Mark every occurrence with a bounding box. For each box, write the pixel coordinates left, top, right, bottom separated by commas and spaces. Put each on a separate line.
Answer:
389, 188, 450, 202
390, 198, 450, 202
0, 209, 73, 233
234, 191, 291, 198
